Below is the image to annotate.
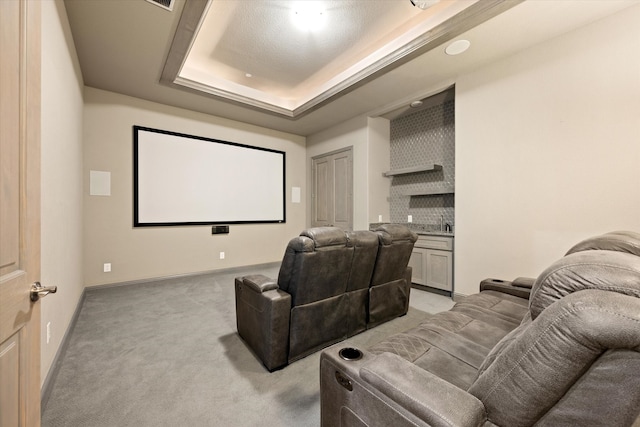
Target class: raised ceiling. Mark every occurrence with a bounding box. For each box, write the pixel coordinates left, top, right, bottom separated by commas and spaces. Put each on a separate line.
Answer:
167, 0, 486, 117
64, 0, 638, 136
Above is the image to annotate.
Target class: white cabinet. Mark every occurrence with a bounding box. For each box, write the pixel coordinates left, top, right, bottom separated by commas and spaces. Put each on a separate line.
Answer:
425, 249, 453, 291
409, 248, 427, 285
410, 235, 453, 293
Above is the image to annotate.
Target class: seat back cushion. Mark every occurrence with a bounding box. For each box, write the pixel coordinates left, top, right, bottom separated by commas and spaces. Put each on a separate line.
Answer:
469, 290, 640, 427
344, 231, 378, 336
529, 250, 640, 320
346, 230, 379, 292
277, 227, 353, 306
370, 224, 417, 286
565, 230, 640, 256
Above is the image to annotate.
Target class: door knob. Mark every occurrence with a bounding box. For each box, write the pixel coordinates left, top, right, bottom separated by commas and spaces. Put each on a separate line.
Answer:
30, 282, 57, 302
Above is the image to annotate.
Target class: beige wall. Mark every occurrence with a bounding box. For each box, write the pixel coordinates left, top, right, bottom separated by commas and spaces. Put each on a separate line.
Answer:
366, 117, 391, 224
454, 5, 640, 295
306, 115, 391, 230
40, 0, 85, 385
83, 88, 307, 286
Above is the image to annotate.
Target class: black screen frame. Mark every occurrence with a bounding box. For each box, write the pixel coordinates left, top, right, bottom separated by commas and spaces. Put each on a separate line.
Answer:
133, 125, 286, 227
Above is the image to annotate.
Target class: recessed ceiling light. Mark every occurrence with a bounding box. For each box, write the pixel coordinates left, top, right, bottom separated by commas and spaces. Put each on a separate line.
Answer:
445, 39, 470, 56
245, 73, 252, 78
291, 2, 326, 32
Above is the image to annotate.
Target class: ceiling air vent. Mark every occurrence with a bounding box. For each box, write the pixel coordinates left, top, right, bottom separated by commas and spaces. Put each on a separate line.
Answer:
145, 0, 174, 12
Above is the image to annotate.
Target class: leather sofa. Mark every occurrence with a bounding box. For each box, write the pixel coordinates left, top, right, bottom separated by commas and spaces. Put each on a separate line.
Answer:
234, 224, 417, 371
320, 231, 640, 426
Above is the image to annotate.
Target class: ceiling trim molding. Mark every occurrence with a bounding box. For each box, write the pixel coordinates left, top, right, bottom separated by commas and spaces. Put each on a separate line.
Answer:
173, 75, 295, 117
161, 0, 523, 120
291, 0, 523, 118
160, 0, 210, 90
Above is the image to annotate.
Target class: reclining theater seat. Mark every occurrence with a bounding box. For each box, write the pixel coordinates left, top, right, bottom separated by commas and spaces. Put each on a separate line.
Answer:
345, 230, 380, 336
235, 227, 380, 371
320, 231, 640, 427
368, 224, 418, 328
565, 230, 640, 256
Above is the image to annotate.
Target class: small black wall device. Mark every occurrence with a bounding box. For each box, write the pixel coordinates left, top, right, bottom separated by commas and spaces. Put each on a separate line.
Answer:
211, 225, 229, 235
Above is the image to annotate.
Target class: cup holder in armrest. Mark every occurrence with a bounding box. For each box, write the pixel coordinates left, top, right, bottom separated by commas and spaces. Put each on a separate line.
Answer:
339, 348, 362, 361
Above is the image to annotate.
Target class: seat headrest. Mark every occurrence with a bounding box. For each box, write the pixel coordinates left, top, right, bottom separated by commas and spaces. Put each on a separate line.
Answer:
565, 231, 640, 257
347, 230, 379, 247
530, 250, 640, 320
373, 224, 418, 245
300, 227, 348, 249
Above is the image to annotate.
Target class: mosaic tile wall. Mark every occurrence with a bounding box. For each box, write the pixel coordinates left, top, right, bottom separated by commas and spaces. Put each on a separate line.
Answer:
388, 99, 455, 230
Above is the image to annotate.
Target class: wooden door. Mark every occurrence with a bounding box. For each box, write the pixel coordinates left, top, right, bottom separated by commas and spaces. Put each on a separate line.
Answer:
311, 148, 353, 230
0, 0, 42, 426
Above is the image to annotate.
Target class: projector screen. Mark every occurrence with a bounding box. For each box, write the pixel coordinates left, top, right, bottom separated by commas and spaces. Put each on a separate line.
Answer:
133, 126, 286, 227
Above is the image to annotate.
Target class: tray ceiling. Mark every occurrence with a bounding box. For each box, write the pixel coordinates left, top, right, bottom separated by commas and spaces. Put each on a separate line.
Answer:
166, 0, 485, 117
64, 0, 639, 135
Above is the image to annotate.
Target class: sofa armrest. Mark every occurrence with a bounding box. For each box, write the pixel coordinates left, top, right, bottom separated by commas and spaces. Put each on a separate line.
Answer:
480, 278, 533, 300
360, 352, 486, 427
235, 276, 291, 371
240, 274, 279, 293
512, 277, 535, 289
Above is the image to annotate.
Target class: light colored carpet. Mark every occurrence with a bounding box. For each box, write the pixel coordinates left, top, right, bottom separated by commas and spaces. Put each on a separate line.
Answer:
42, 265, 443, 427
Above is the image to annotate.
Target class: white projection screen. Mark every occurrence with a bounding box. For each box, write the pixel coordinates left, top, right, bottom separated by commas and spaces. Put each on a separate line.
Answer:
133, 126, 286, 227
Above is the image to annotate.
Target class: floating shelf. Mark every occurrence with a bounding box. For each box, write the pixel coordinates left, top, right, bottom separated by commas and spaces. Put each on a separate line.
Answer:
404, 186, 455, 196
383, 164, 442, 177
387, 186, 455, 202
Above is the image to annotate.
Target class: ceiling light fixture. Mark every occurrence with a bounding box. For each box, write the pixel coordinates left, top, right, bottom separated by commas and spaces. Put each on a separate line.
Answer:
291, 2, 326, 32
445, 39, 471, 55
410, 100, 423, 108
410, 0, 440, 10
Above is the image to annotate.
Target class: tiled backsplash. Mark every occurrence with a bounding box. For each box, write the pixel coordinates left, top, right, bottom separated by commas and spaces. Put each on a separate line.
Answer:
389, 98, 455, 228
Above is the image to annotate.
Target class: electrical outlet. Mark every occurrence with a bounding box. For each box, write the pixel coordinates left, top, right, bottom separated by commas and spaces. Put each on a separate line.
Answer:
408, 215, 413, 223
220, 252, 225, 260
103, 263, 111, 272
378, 214, 383, 222
46, 322, 51, 344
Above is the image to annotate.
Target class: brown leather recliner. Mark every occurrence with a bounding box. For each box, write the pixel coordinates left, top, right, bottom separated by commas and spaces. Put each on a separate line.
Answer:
320, 231, 640, 426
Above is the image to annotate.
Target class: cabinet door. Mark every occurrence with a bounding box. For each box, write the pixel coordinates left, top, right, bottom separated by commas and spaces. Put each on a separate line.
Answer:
409, 248, 427, 285
425, 249, 452, 291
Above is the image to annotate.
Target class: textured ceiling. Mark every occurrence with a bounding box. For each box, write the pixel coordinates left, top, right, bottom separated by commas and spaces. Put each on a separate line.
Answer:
181, 1, 466, 108
64, 0, 639, 136
174, 0, 487, 115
